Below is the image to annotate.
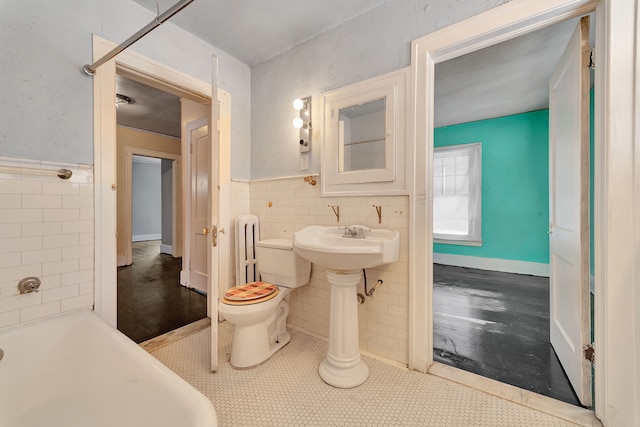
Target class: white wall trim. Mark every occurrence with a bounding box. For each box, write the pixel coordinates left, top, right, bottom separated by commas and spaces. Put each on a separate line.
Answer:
247, 173, 320, 183
132, 233, 162, 242
433, 253, 550, 277
160, 244, 173, 255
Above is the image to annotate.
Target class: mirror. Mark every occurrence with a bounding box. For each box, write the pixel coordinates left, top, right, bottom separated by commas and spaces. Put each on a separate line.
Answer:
339, 98, 386, 172
322, 68, 408, 196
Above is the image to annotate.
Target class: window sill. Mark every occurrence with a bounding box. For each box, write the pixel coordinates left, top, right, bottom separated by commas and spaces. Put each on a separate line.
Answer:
434, 238, 483, 247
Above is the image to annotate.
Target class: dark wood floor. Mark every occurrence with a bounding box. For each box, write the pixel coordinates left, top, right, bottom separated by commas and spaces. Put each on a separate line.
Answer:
117, 240, 207, 343
433, 263, 581, 407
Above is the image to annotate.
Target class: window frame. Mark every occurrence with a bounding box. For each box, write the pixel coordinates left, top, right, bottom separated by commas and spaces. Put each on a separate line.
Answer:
433, 142, 482, 245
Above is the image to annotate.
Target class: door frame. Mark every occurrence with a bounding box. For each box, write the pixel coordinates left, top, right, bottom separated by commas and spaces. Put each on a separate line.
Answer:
123, 147, 181, 266
410, 0, 639, 424
91, 35, 231, 329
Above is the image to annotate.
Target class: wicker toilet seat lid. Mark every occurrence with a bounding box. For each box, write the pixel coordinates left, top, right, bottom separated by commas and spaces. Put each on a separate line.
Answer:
223, 281, 278, 303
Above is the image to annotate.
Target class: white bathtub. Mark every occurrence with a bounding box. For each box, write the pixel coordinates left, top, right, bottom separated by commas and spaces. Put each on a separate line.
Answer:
0, 309, 217, 427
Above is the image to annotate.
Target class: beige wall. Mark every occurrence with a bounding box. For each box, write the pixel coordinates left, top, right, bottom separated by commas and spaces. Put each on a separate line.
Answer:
116, 126, 182, 265
181, 99, 209, 125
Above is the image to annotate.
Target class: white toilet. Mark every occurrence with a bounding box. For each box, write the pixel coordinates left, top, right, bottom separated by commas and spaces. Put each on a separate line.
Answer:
219, 238, 311, 368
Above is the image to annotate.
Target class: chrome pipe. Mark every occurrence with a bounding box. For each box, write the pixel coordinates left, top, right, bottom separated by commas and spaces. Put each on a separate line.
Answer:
83, 0, 194, 76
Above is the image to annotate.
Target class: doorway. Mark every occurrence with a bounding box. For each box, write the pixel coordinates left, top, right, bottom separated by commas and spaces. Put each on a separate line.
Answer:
412, 1, 593, 416
114, 76, 207, 343
92, 36, 232, 374
433, 13, 590, 405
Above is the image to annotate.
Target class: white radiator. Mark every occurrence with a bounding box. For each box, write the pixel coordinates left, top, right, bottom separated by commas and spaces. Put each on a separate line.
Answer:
235, 215, 260, 285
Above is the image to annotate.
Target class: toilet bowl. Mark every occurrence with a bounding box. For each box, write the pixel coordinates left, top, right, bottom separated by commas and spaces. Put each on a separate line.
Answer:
219, 238, 311, 368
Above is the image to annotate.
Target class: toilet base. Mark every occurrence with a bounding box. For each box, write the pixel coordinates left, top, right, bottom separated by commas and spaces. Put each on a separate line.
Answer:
230, 326, 291, 368
226, 296, 292, 369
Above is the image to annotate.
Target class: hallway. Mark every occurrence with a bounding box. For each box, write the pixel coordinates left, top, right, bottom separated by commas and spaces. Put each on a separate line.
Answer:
433, 264, 581, 407
117, 240, 207, 343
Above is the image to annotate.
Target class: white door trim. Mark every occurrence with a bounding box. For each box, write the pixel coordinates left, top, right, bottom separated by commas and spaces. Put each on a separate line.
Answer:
411, 0, 639, 424
123, 147, 181, 266
91, 35, 231, 331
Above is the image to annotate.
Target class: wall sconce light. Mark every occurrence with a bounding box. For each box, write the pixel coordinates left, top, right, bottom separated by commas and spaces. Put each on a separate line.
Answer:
292, 117, 307, 129
293, 96, 311, 152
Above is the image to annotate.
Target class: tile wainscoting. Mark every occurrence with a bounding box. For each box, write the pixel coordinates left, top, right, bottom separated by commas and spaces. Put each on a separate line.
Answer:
239, 175, 410, 364
0, 157, 94, 328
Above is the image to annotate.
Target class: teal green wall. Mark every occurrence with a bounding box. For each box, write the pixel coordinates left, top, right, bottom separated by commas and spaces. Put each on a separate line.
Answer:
434, 110, 550, 263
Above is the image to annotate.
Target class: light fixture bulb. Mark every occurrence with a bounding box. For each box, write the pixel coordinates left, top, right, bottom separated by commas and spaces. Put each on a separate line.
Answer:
293, 98, 305, 111
293, 117, 304, 129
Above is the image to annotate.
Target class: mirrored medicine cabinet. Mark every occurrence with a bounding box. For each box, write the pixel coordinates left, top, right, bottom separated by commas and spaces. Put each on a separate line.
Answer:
321, 68, 409, 196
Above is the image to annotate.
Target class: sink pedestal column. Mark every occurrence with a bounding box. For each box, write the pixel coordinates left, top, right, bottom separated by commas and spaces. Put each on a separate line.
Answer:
319, 269, 369, 388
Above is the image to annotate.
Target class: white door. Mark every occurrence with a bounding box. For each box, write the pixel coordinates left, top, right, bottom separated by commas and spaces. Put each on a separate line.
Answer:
548, 16, 591, 407
209, 56, 221, 373
187, 61, 225, 373
189, 119, 210, 295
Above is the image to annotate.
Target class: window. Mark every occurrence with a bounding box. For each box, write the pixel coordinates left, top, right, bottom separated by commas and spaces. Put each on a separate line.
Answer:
433, 143, 481, 244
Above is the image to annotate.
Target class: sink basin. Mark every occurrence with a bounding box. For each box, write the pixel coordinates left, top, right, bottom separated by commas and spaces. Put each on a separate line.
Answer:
292, 225, 400, 271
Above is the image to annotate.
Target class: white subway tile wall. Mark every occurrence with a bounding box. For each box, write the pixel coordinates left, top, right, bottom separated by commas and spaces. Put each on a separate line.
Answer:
0, 157, 94, 328
246, 176, 410, 364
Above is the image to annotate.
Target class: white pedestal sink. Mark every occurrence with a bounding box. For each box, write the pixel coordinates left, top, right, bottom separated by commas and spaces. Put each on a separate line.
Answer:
293, 225, 400, 388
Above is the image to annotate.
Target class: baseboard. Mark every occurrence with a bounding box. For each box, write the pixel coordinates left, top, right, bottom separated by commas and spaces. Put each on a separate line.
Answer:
180, 270, 189, 287
159, 243, 173, 255
433, 253, 550, 277
132, 233, 162, 242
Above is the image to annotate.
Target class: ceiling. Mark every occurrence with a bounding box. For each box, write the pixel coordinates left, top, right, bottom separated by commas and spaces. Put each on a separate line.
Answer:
116, 75, 181, 137
433, 16, 582, 127
131, 0, 387, 66
117, 2, 588, 137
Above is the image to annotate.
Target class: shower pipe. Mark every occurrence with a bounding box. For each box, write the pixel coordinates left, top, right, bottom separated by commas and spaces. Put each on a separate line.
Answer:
83, 0, 194, 76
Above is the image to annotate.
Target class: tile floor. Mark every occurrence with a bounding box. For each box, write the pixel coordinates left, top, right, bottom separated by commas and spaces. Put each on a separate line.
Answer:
149, 322, 586, 426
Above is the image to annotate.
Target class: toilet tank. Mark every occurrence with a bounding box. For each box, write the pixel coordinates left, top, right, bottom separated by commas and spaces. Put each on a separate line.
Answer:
255, 239, 311, 288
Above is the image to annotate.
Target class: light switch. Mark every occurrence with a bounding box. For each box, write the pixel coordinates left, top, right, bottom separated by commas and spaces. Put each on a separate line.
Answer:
300, 154, 309, 170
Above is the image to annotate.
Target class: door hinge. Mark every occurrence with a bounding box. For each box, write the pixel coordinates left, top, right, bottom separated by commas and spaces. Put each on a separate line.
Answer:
189, 260, 192, 270
190, 143, 193, 153
583, 343, 595, 363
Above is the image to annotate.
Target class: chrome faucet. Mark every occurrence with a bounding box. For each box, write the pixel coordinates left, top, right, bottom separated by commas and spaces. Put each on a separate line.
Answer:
342, 225, 369, 239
